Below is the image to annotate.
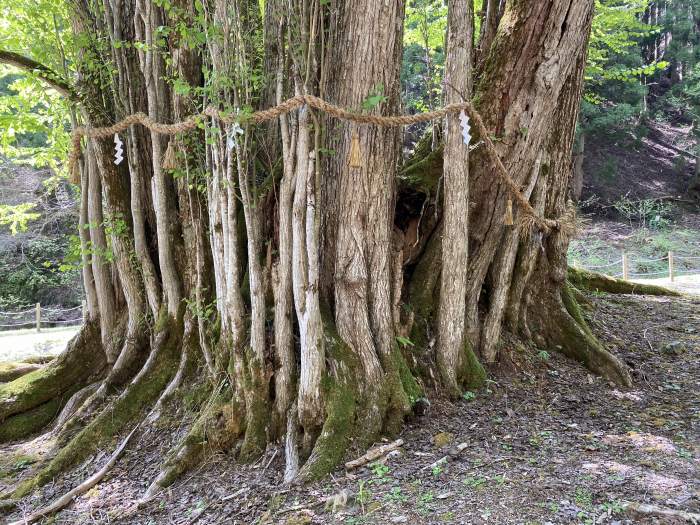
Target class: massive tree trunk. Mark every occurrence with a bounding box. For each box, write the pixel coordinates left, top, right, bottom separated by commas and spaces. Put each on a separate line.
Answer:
0, 0, 632, 509
464, 0, 629, 385
320, 0, 413, 449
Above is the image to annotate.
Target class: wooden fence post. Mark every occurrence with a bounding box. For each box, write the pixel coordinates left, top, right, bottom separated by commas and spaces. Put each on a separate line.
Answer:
668, 251, 674, 282
35, 302, 41, 333
622, 252, 629, 280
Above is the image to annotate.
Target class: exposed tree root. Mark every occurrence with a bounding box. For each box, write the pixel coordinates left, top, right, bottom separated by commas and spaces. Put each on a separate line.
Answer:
147, 317, 197, 423
0, 362, 44, 384
623, 501, 700, 523
19, 355, 55, 365
283, 403, 300, 483
297, 308, 401, 483
6, 425, 139, 525
0, 320, 104, 430
0, 392, 73, 443
142, 383, 242, 499
345, 439, 404, 470
12, 317, 181, 499
568, 267, 681, 296
52, 382, 101, 431
236, 354, 270, 463
531, 283, 632, 387
405, 225, 484, 393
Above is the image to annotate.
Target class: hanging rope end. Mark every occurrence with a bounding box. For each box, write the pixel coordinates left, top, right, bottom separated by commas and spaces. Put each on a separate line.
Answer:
504, 199, 514, 226
161, 139, 178, 171
348, 130, 362, 168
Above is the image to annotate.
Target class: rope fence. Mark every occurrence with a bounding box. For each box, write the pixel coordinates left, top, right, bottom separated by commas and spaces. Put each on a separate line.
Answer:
0, 302, 85, 332
575, 250, 700, 283
68, 95, 570, 235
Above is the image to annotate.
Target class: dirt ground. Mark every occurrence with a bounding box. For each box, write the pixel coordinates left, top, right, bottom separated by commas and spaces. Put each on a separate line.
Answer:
1, 290, 698, 525
582, 122, 697, 206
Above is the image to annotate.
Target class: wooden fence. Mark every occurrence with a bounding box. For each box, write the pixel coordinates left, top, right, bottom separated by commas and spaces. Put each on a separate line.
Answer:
579, 251, 700, 282
0, 302, 85, 332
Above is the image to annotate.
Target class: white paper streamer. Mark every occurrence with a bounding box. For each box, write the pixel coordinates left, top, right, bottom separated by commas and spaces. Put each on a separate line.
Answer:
226, 122, 244, 151
458, 110, 471, 145
114, 133, 124, 165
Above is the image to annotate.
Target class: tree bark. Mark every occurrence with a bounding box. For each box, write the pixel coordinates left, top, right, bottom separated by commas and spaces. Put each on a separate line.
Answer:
437, 0, 477, 396
0, 0, 634, 505
322, 0, 410, 436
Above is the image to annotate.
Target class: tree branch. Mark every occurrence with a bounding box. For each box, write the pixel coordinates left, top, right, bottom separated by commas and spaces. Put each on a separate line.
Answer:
0, 50, 76, 100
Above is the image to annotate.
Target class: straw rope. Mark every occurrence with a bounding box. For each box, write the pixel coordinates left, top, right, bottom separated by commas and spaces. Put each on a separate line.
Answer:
68, 95, 566, 233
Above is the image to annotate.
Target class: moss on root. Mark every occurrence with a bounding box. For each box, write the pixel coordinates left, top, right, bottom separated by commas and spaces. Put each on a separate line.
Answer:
296, 303, 421, 481
399, 144, 444, 194
547, 283, 632, 387
12, 316, 181, 498
0, 397, 62, 443
0, 362, 43, 384
378, 340, 421, 437
405, 226, 486, 394
394, 349, 423, 405
0, 320, 104, 423
457, 341, 487, 391
237, 353, 270, 463
145, 385, 243, 496
567, 266, 680, 296
298, 381, 356, 481
297, 309, 361, 482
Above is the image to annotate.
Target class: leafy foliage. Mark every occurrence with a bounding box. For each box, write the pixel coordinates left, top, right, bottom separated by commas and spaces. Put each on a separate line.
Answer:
0, 0, 73, 173
0, 203, 39, 235
582, 0, 666, 136
0, 236, 81, 308
402, 0, 446, 113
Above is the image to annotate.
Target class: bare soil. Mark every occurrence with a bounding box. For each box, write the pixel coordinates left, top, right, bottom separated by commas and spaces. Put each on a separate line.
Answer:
2, 289, 698, 525
582, 122, 696, 207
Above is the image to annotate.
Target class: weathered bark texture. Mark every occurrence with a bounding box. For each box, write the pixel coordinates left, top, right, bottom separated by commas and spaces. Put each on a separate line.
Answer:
437, 0, 479, 396
321, 0, 412, 440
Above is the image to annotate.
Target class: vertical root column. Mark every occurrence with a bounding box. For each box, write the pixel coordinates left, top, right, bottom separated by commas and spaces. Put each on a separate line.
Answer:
236, 352, 270, 462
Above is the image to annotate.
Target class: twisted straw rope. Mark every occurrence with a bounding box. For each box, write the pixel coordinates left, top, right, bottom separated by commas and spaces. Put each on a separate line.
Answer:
68, 94, 563, 233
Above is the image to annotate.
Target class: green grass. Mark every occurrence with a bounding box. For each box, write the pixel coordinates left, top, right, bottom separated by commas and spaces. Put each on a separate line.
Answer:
568, 225, 700, 278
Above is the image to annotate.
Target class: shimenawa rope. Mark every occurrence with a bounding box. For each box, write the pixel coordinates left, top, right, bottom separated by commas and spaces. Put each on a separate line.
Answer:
67, 94, 567, 234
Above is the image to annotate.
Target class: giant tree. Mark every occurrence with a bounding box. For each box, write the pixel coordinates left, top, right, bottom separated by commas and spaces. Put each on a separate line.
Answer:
0, 0, 630, 511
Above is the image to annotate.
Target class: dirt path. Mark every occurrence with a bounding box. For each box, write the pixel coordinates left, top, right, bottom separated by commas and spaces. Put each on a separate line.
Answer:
0, 326, 80, 363
634, 274, 700, 296
2, 292, 698, 524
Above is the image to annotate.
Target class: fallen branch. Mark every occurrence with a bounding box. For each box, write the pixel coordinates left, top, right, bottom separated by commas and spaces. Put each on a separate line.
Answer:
345, 439, 404, 470
624, 502, 700, 523
8, 424, 139, 525
423, 455, 448, 471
